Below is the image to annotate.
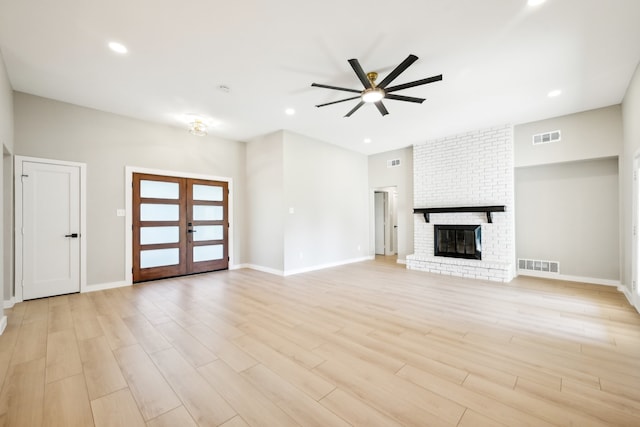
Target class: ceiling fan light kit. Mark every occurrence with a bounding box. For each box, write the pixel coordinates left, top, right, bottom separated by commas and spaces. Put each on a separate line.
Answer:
312, 54, 442, 117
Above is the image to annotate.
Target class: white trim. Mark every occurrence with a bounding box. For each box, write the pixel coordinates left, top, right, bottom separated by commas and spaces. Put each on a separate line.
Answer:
396, 258, 407, 265
83, 281, 129, 293
283, 256, 375, 276
239, 256, 375, 277
125, 166, 234, 285
14, 156, 87, 303
0, 315, 6, 335
242, 264, 285, 276
517, 269, 621, 287
3, 296, 15, 309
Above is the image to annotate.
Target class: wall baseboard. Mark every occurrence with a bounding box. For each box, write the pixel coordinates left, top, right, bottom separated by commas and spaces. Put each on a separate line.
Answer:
517, 270, 620, 287
618, 285, 639, 313
3, 297, 15, 309
396, 259, 407, 265
283, 256, 375, 276
83, 281, 130, 293
0, 315, 7, 335
242, 264, 285, 276
241, 256, 376, 277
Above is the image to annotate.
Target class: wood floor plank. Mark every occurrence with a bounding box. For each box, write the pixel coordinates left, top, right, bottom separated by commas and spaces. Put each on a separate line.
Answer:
185, 323, 257, 372
91, 388, 146, 427
319, 388, 404, 427
0, 357, 46, 427
43, 374, 93, 427
121, 315, 172, 354
155, 320, 216, 367
113, 344, 181, 421
232, 334, 335, 401
198, 360, 299, 427
10, 318, 48, 365
241, 363, 350, 427
146, 406, 198, 427
96, 313, 138, 350
78, 335, 128, 400
150, 348, 236, 427
45, 328, 83, 383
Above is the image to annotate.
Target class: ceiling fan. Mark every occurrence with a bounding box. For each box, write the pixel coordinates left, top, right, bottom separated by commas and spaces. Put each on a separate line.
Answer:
311, 54, 442, 117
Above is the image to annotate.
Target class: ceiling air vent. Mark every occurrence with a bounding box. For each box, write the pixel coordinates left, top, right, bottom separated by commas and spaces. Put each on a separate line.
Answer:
387, 159, 401, 168
532, 130, 561, 145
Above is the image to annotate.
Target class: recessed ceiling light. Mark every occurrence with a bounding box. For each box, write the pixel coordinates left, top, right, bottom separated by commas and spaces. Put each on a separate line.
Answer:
364, 138, 372, 144
548, 89, 562, 98
528, 0, 546, 6
285, 108, 295, 115
108, 42, 128, 54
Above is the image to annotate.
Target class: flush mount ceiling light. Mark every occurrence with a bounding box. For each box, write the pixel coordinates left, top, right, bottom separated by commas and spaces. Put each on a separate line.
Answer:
108, 41, 128, 54
547, 89, 562, 97
285, 108, 296, 115
188, 119, 207, 136
528, 0, 546, 6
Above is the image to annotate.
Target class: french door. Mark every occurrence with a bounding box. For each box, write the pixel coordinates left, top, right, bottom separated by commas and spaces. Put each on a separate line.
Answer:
132, 173, 228, 282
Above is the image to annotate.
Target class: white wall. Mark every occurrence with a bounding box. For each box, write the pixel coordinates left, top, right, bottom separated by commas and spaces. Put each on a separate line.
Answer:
515, 158, 619, 281
245, 131, 284, 272
514, 106, 622, 284
514, 105, 622, 167
0, 50, 13, 326
14, 92, 246, 289
621, 61, 640, 303
368, 146, 413, 262
283, 131, 369, 273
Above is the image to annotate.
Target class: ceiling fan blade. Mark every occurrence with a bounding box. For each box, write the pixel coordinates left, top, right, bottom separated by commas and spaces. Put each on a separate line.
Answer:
344, 101, 365, 117
348, 59, 372, 89
375, 101, 389, 116
316, 96, 361, 108
377, 54, 418, 89
385, 74, 443, 93
385, 94, 425, 104
311, 83, 361, 94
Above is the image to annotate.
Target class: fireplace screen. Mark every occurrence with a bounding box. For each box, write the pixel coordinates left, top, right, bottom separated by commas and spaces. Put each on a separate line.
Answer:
434, 225, 481, 260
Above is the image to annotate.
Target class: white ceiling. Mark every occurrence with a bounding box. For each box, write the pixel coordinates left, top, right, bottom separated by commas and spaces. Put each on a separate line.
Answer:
1, 0, 639, 155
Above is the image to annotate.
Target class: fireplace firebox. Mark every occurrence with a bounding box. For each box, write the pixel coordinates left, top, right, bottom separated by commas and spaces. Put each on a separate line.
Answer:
434, 225, 481, 260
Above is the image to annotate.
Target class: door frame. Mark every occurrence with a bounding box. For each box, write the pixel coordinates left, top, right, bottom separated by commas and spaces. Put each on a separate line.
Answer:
370, 186, 398, 257
14, 156, 87, 303
125, 166, 234, 285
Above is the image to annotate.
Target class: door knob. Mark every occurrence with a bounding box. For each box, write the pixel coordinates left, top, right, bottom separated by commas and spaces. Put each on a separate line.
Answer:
64, 233, 79, 238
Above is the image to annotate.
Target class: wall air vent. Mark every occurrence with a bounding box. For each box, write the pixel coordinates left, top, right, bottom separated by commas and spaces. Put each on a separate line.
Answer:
387, 159, 401, 168
518, 258, 560, 274
532, 130, 561, 145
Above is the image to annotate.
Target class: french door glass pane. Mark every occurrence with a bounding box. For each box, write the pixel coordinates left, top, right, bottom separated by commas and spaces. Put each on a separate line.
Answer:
193, 245, 223, 262
140, 204, 180, 221
140, 180, 179, 199
193, 225, 223, 241
140, 248, 180, 268
193, 184, 223, 201
193, 205, 223, 221
140, 226, 179, 244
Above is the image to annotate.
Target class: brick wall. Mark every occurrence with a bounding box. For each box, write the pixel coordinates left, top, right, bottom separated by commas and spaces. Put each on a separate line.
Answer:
407, 125, 516, 282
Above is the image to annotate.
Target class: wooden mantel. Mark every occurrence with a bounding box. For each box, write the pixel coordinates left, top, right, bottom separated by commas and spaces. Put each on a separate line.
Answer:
413, 205, 506, 223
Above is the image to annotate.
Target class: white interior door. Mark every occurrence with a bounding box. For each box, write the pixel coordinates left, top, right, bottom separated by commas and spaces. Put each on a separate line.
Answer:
22, 161, 80, 299
374, 192, 386, 255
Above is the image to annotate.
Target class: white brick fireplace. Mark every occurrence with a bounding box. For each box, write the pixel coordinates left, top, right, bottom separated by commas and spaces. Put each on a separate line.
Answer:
406, 125, 516, 282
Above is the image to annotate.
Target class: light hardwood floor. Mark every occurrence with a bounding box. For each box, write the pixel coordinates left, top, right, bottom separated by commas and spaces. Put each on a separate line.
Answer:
1, 258, 639, 426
